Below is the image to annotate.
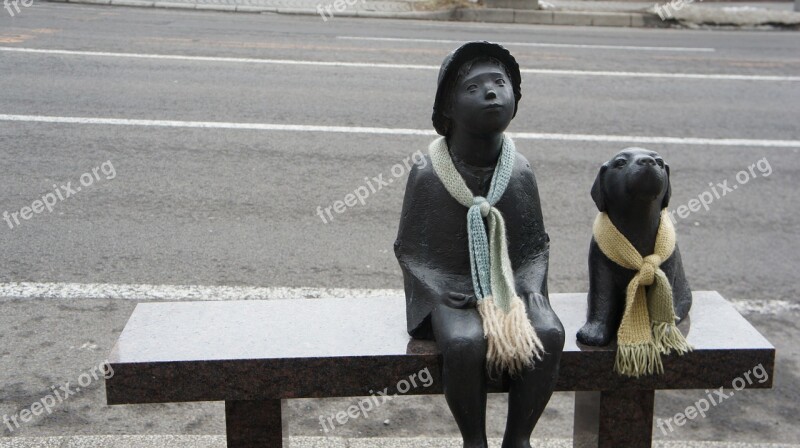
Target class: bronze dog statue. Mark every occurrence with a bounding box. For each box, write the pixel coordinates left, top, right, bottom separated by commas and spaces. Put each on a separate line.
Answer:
578, 148, 692, 348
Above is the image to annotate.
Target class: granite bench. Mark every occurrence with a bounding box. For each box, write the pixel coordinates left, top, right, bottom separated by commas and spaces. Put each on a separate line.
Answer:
105, 291, 774, 448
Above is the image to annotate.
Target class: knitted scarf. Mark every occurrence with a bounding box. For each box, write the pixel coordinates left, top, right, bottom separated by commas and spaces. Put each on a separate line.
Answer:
593, 210, 692, 377
429, 136, 544, 376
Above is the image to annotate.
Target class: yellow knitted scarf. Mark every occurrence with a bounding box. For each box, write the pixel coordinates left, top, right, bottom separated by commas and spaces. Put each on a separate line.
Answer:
593, 210, 692, 377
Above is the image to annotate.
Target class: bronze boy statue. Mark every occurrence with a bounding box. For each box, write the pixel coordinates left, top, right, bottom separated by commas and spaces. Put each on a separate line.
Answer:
394, 41, 565, 448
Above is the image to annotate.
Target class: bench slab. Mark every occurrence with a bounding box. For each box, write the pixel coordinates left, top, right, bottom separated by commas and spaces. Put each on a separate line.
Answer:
106, 291, 774, 404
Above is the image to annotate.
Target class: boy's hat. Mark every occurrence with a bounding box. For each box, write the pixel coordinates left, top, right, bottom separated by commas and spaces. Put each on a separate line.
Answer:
432, 41, 522, 136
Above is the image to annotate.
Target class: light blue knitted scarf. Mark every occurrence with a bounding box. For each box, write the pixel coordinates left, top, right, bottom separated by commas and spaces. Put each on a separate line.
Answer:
429, 136, 543, 375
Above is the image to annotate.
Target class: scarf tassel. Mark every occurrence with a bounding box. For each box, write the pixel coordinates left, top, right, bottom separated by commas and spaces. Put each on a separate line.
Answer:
478, 296, 544, 377
615, 323, 692, 377
614, 342, 663, 378
652, 321, 693, 356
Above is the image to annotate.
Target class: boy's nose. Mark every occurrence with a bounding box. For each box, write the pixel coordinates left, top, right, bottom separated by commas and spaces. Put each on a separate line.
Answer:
485, 89, 497, 99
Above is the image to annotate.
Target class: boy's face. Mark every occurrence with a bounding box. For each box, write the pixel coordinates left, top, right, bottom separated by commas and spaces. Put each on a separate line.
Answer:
446, 59, 515, 136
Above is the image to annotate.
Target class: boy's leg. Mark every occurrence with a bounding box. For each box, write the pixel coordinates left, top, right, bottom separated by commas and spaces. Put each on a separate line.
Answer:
502, 293, 565, 448
431, 302, 489, 448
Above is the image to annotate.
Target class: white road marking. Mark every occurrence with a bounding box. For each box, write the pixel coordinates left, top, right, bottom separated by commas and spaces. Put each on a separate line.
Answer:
0, 282, 796, 316
2, 47, 798, 82
1, 114, 799, 148
336, 36, 717, 53
0, 46, 437, 70
0, 114, 435, 135
508, 130, 800, 148
519, 69, 800, 82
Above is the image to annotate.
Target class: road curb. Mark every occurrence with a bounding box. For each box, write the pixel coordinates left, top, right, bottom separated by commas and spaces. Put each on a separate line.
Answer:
46, 0, 666, 27
461, 8, 663, 27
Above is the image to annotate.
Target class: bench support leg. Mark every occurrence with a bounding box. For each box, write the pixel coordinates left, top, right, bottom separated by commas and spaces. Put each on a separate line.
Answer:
573, 389, 654, 448
225, 399, 287, 448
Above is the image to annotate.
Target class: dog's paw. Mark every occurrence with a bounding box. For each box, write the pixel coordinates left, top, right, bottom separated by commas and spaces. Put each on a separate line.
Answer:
577, 321, 613, 346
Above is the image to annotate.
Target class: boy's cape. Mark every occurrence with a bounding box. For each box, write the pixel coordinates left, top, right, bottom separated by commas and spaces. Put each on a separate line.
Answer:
394, 136, 550, 374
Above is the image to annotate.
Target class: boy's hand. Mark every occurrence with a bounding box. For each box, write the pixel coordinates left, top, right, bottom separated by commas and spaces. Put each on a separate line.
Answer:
444, 292, 477, 309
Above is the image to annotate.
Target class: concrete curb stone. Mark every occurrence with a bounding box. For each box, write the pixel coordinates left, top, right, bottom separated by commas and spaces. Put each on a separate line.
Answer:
585, 11, 634, 26
195, 3, 237, 10
514, 9, 554, 24
152, 1, 196, 8
631, 12, 647, 26
552, 10, 594, 25
235, 4, 276, 11
108, 0, 155, 7
455, 7, 515, 22
357, 8, 456, 18
67, 0, 111, 5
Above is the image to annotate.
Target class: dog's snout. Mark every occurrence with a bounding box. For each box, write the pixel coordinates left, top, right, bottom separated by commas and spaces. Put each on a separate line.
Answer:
636, 155, 657, 167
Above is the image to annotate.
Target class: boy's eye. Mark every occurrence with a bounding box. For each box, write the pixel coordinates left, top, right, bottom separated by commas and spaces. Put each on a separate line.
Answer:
466, 84, 478, 92
496, 78, 506, 86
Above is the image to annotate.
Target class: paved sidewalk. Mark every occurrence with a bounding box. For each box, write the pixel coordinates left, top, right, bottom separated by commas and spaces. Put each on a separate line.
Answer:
49, 0, 451, 16
48, 0, 800, 28
544, 0, 800, 26
2, 436, 800, 448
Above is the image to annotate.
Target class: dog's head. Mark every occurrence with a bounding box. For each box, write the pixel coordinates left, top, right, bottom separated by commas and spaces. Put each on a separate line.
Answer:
591, 148, 671, 213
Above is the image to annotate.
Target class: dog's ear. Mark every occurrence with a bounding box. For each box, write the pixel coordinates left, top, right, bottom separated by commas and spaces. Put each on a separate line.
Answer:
661, 163, 672, 209
591, 164, 608, 212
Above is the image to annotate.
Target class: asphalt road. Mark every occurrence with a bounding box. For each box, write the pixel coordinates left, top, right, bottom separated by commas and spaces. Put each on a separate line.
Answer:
0, 3, 799, 445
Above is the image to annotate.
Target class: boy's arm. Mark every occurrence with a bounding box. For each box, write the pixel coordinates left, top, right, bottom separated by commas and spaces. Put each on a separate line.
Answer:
394, 158, 452, 336
394, 159, 467, 295
511, 155, 551, 299
514, 246, 550, 299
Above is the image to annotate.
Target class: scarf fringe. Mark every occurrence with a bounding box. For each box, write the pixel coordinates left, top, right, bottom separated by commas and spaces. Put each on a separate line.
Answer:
614, 342, 664, 377
479, 296, 544, 377
652, 322, 693, 355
